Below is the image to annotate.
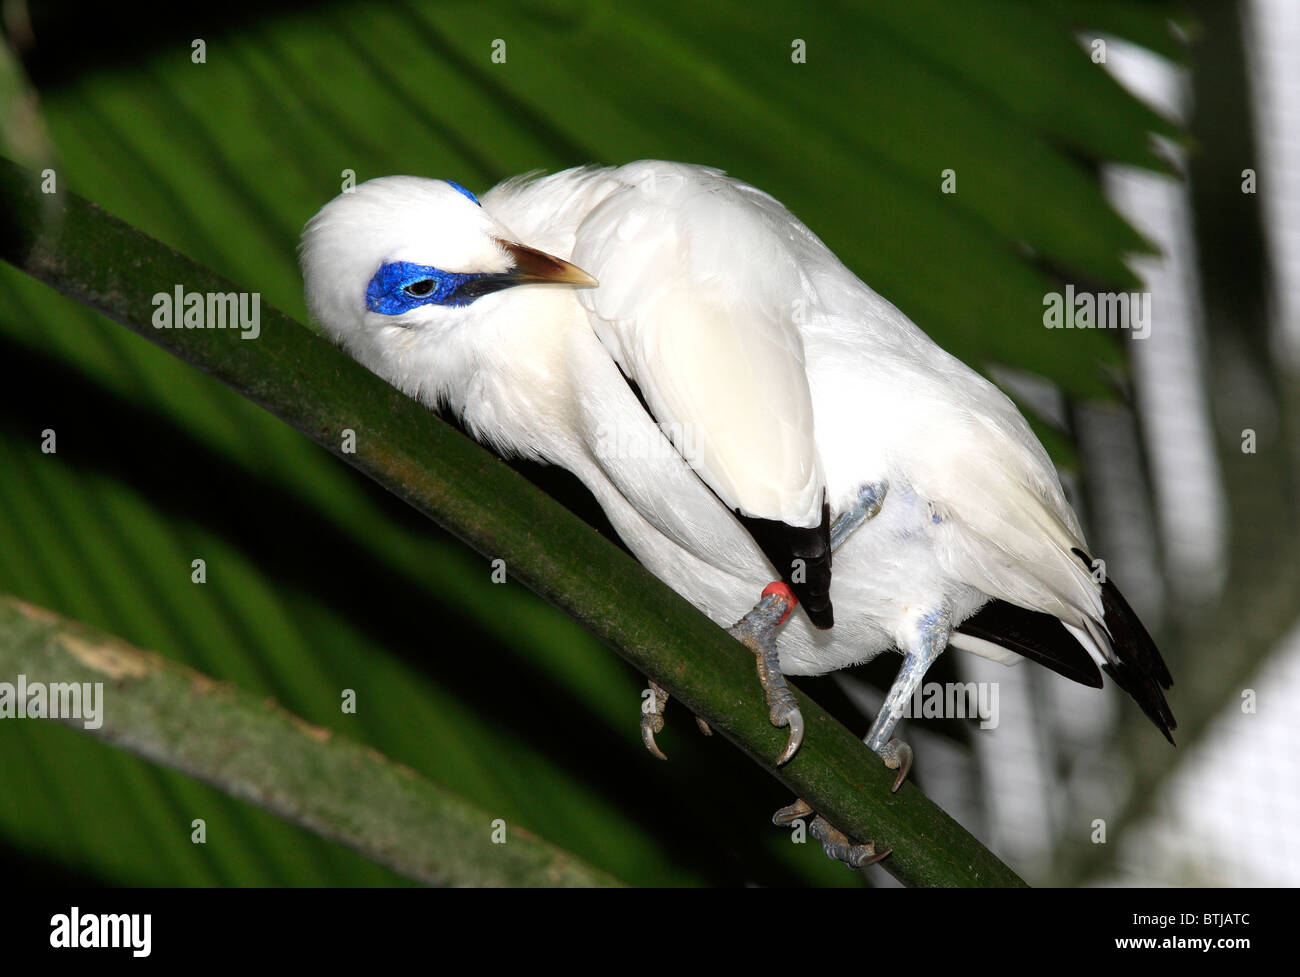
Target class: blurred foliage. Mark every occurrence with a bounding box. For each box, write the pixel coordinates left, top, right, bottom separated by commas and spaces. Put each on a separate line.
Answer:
0, 0, 1180, 886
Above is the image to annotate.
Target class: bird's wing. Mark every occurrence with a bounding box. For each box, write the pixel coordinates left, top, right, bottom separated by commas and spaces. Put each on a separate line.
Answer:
572, 165, 824, 528
920, 398, 1107, 630
572, 163, 833, 622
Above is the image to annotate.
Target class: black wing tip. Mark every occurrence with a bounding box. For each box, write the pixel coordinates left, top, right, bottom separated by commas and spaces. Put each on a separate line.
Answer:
736, 502, 835, 630
805, 601, 834, 630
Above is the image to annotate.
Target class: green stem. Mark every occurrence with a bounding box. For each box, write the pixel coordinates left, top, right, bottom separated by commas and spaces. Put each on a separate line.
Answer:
0, 595, 623, 887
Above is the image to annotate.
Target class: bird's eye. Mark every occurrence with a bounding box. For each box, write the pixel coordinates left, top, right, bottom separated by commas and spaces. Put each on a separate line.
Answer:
403, 280, 435, 297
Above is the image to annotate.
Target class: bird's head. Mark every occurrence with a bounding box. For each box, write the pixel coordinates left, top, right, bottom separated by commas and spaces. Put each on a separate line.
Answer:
300, 175, 596, 396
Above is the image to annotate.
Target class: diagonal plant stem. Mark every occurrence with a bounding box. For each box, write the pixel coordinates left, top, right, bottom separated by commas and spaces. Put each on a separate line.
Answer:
0, 595, 623, 887
0, 154, 1026, 887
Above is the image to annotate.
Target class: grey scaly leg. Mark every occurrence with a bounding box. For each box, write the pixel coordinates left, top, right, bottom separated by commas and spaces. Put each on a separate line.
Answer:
863, 608, 952, 791
829, 481, 887, 549
640, 591, 801, 763
727, 588, 805, 765
637, 481, 888, 765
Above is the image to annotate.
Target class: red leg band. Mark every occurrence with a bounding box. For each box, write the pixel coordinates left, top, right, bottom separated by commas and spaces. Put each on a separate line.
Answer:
761, 581, 798, 625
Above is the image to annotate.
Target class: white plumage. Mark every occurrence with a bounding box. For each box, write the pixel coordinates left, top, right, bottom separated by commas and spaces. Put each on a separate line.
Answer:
301, 160, 1175, 769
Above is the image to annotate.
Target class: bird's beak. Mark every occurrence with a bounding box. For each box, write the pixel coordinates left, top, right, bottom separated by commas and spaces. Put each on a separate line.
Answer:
496, 239, 598, 289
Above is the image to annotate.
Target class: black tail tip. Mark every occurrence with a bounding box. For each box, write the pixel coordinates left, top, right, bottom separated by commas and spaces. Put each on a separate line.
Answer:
1071, 548, 1177, 743
1102, 662, 1178, 745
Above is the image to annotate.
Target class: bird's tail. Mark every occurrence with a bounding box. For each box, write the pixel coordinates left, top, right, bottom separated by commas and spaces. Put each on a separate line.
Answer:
954, 549, 1177, 744
1072, 548, 1177, 744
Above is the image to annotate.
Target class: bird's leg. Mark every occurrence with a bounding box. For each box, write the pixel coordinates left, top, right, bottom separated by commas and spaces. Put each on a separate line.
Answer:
862, 609, 952, 791
727, 583, 804, 765
721, 486, 894, 767
640, 583, 805, 763
640, 480, 904, 869
829, 481, 888, 549
737, 480, 888, 764
638, 481, 889, 765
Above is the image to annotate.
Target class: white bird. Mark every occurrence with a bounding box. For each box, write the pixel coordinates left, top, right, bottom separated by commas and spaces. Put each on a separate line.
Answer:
301, 161, 1175, 865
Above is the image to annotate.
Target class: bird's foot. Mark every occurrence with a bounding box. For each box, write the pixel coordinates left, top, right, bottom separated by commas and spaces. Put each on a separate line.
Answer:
879, 737, 913, 792
640, 681, 669, 760
773, 798, 890, 870
639, 680, 712, 761
728, 583, 803, 765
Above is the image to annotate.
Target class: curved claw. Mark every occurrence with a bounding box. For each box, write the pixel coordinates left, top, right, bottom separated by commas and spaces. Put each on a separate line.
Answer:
641, 681, 669, 760
641, 718, 668, 761
776, 706, 805, 766
879, 737, 913, 792
772, 797, 814, 826
848, 844, 892, 869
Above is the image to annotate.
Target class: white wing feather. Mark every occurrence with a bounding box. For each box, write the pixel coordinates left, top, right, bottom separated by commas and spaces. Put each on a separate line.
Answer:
571, 163, 825, 528
913, 378, 1110, 656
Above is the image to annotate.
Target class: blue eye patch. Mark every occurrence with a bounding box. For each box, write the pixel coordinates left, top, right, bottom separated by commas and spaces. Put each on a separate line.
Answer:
446, 180, 479, 205
365, 260, 524, 314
